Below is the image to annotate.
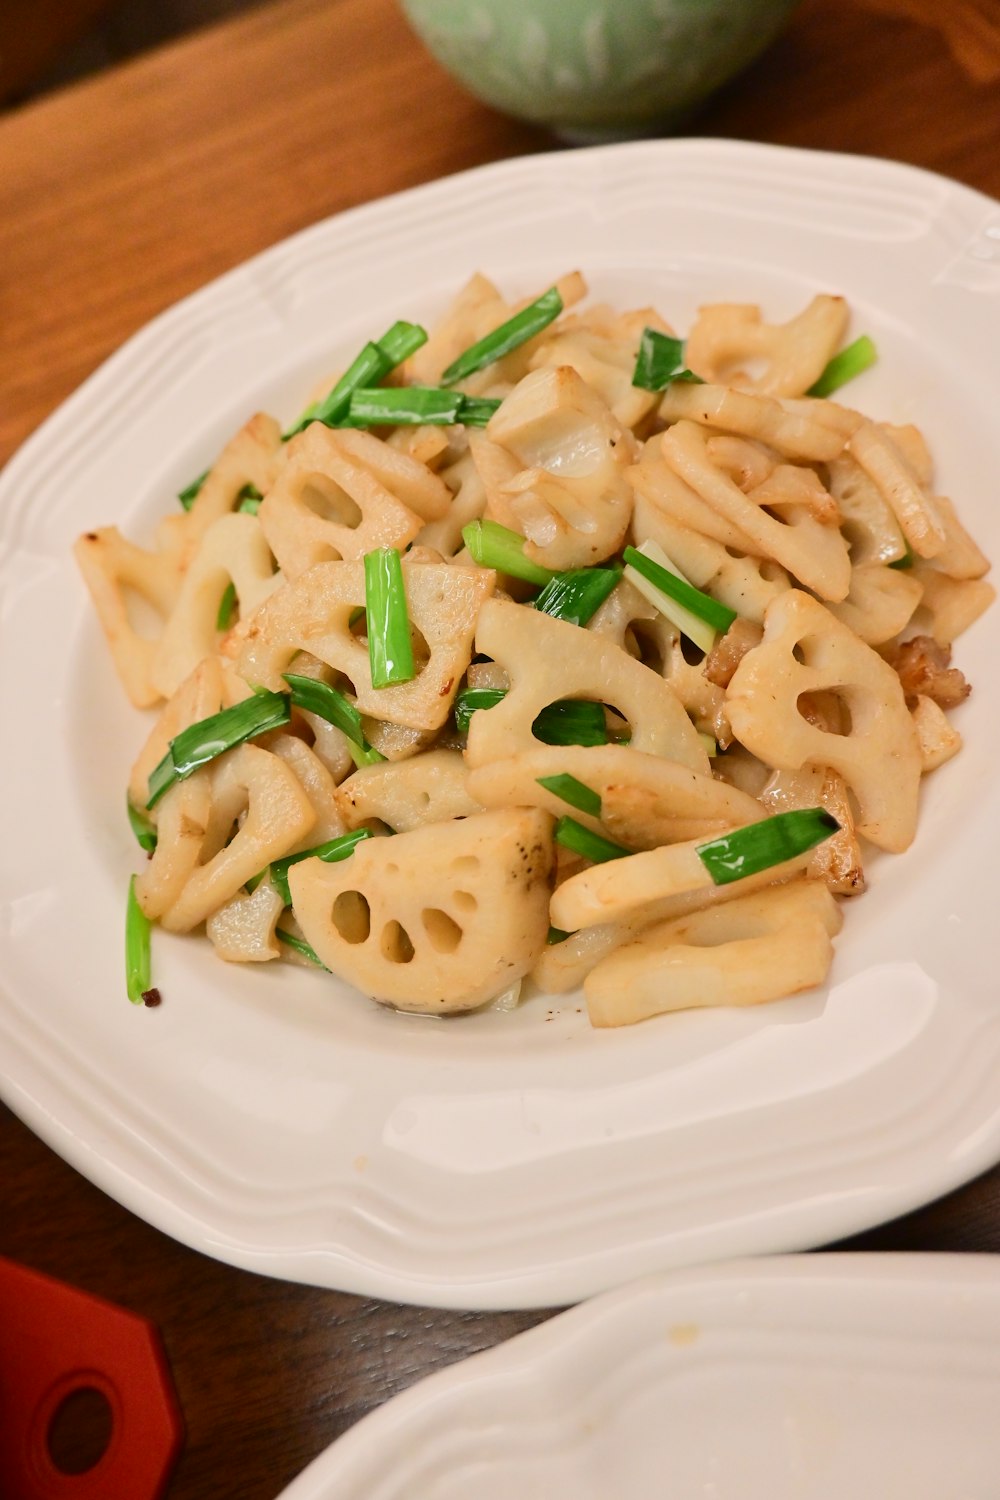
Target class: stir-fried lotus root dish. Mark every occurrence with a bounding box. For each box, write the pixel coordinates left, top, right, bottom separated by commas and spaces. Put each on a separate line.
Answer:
76, 270, 994, 1026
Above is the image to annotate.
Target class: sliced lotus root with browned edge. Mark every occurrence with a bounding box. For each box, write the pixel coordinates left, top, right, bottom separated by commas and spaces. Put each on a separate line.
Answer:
684, 295, 848, 397
586, 881, 842, 1027
258, 423, 424, 580
151, 744, 316, 933
726, 589, 922, 852
74, 526, 185, 708
151, 512, 282, 698
239, 558, 495, 731
467, 598, 708, 774
289, 808, 553, 1012
467, 744, 761, 850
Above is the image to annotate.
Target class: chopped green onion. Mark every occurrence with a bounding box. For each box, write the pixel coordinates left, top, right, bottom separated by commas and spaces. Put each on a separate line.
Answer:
547, 926, 572, 945
536, 773, 601, 817
442, 287, 563, 385
365, 547, 415, 688
696, 807, 840, 886
284, 320, 429, 438
453, 688, 606, 746
534, 565, 621, 626
458, 396, 503, 427
346, 389, 503, 428
454, 687, 506, 734
554, 816, 628, 864
269, 828, 373, 906
125, 875, 153, 1004
244, 870, 266, 894
284, 672, 384, 767
216, 581, 237, 631
889, 545, 914, 571
623, 543, 736, 647
533, 700, 607, 747
632, 328, 704, 391
146, 689, 291, 809
461, 519, 555, 585
127, 796, 157, 854
237, 483, 263, 515
178, 469, 208, 510
348, 386, 464, 426
276, 927, 328, 968
807, 335, 878, 398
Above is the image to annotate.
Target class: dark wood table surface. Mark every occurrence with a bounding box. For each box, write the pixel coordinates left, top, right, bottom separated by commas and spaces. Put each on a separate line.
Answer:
2, 0, 999, 1494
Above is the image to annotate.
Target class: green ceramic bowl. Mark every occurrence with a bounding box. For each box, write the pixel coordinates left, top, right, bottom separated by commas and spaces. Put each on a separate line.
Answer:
400, 0, 801, 138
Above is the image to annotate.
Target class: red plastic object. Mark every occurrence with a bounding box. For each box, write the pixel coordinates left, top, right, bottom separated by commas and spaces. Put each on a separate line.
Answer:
0, 1255, 183, 1500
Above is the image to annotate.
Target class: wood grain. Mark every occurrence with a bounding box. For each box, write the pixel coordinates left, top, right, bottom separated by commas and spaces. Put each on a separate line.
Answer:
1, 1, 999, 1496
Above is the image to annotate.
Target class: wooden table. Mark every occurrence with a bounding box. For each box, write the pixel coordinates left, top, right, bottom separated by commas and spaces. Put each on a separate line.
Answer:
2, 1, 999, 1495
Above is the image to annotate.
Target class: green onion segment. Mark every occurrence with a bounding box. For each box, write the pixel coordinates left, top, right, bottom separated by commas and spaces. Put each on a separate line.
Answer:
452, 689, 608, 747
365, 547, 415, 688
237, 483, 263, 514
461, 519, 555, 585
283, 672, 384, 767
554, 816, 628, 864
632, 328, 704, 392
216, 581, 237, 632
547, 926, 572, 945
807, 335, 877, 399
533, 565, 621, 626
284, 319, 428, 438
127, 796, 158, 854
453, 687, 506, 734
269, 828, 372, 907
889, 545, 914, 571
442, 287, 563, 385
125, 875, 153, 1004
623, 541, 736, 652
346, 388, 502, 428
696, 807, 840, 886
534, 701, 607, 747
536, 773, 601, 817
275, 927, 328, 968
146, 689, 291, 809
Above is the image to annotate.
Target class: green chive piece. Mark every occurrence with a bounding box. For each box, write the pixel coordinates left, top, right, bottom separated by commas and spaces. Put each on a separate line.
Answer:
145, 689, 291, 809
533, 700, 607, 748
275, 927, 328, 968
623, 545, 736, 637
269, 829, 373, 907
889, 545, 914, 571
807, 335, 878, 399
377, 319, 430, 366
365, 548, 415, 688
178, 469, 208, 510
554, 816, 629, 864
454, 687, 506, 734
216, 581, 237, 632
127, 796, 158, 854
632, 328, 703, 391
536, 773, 602, 817
349, 387, 464, 426
458, 396, 503, 427
125, 874, 153, 1004
284, 320, 429, 438
697, 807, 840, 886
547, 926, 572, 945
244, 870, 266, 894
284, 672, 384, 767
534, 565, 621, 626
461, 519, 555, 585
237, 483, 263, 515
442, 287, 564, 385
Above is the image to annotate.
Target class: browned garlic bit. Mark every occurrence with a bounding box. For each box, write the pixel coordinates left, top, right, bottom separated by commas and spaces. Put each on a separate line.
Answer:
77, 274, 992, 1023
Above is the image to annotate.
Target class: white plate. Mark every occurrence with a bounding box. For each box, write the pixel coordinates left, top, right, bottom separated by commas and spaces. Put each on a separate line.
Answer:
1, 140, 999, 1310
274, 1255, 1000, 1498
